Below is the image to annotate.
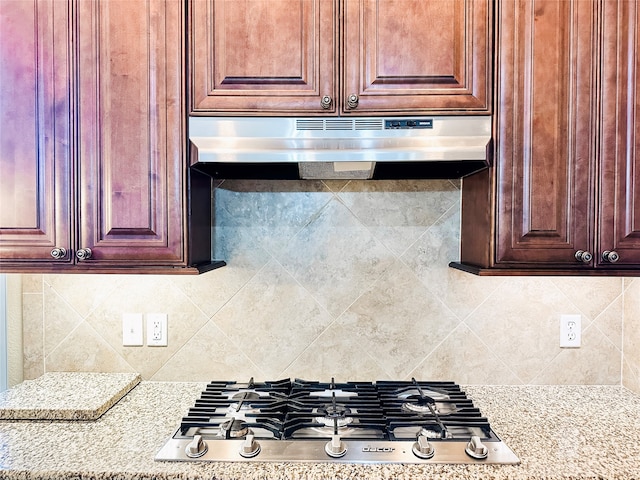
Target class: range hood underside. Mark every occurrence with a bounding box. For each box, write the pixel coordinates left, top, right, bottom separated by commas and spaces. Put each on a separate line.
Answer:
191, 159, 489, 180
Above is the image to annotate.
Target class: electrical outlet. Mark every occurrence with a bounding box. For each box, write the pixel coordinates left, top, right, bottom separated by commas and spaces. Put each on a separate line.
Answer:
560, 314, 581, 348
147, 313, 168, 347
122, 313, 143, 346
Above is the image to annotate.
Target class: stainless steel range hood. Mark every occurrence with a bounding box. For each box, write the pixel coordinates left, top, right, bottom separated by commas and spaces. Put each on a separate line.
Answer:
189, 116, 492, 180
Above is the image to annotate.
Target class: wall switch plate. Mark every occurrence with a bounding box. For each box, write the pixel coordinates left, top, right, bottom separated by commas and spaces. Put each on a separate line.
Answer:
122, 313, 143, 346
560, 314, 581, 348
147, 313, 168, 347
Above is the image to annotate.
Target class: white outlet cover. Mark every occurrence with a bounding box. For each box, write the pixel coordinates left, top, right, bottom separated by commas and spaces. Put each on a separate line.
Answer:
560, 314, 581, 348
122, 313, 143, 346
147, 313, 168, 347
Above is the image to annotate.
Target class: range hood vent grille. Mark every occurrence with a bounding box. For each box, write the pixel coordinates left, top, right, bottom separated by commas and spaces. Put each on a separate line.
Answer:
296, 118, 384, 131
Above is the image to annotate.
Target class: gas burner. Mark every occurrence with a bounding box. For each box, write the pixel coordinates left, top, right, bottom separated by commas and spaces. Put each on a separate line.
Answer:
419, 426, 453, 439
317, 403, 351, 418
400, 401, 458, 415
402, 402, 439, 415
231, 391, 261, 401
313, 393, 355, 428
314, 413, 354, 428
398, 389, 448, 400
225, 406, 260, 418
220, 418, 250, 438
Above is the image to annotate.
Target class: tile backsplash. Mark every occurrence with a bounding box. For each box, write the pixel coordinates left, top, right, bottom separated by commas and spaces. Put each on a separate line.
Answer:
15, 180, 640, 392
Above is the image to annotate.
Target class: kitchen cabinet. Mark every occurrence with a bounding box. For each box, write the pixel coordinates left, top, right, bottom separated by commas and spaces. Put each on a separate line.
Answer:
0, 0, 72, 264
452, 0, 640, 275
598, 0, 640, 267
0, 0, 218, 273
189, 0, 491, 115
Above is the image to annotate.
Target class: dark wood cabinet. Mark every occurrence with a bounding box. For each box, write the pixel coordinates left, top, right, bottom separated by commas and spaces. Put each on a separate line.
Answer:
76, 0, 187, 266
342, 0, 491, 114
190, 0, 337, 114
494, 0, 597, 267
454, 0, 640, 275
0, 0, 73, 265
0, 0, 217, 273
597, 0, 640, 268
189, 0, 492, 115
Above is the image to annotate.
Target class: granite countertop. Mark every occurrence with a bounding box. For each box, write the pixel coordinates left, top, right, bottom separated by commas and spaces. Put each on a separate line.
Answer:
0, 372, 141, 420
1, 381, 639, 479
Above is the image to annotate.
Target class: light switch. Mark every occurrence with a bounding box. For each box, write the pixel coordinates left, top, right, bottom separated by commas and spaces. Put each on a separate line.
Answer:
122, 313, 144, 346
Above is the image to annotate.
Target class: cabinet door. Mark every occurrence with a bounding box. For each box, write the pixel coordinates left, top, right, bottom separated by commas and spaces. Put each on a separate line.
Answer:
0, 0, 72, 265
76, 0, 186, 265
342, 0, 491, 114
598, 0, 640, 267
190, 0, 337, 114
495, 0, 597, 266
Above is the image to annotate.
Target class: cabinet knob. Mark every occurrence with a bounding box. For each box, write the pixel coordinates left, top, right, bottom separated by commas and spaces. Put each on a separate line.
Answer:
574, 250, 593, 263
76, 248, 92, 261
50, 247, 67, 259
346, 93, 359, 109
320, 95, 333, 109
601, 250, 620, 263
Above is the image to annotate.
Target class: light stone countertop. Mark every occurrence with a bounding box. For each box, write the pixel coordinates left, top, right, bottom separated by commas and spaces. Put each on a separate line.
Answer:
0, 372, 141, 420
0, 381, 639, 479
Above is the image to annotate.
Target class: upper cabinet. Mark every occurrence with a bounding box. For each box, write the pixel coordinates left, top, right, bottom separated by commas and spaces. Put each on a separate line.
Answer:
0, 0, 72, 264
0, 0, 217, 273
598, 0, 640, 267
189, 0, 492, 115
342, 0, 491, 114
495, 0, 597, 267
76, 0, 188, 266
453, 0, 640, 275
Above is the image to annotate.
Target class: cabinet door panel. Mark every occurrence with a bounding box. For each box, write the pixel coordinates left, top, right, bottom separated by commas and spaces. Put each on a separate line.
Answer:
0, 0, 71, 264
342, 0, 491, 114
77, 0, 185, 264
190, 0, 336, 114
495, 0, 596, 265
598, 0, 640, 267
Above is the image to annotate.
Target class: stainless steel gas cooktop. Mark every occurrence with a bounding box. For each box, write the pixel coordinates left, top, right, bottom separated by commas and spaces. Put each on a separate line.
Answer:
156, 378, 519, 465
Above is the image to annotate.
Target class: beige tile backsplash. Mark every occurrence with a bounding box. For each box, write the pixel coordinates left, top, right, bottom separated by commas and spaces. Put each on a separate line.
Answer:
14, 180, 640, 393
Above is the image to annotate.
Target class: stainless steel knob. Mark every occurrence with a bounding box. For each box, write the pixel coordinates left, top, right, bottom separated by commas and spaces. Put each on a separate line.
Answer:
601, 250, 620, 263
574, 250, 593, 263
324, 434, 347, 458
50, 247, 67, 259
185, 434, 208, 458
465, 435, 488, 459
412, 435, 435, 459
239, 434, 261, 458
76, 248, 92, 261
346, 93, 359, 109
320, 95, 333, 110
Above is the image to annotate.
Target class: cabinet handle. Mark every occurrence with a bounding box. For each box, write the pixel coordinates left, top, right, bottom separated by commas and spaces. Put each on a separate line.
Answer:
320, 95, 333, 109
50, 247, 67, 259
76, 248, 92, 261
346, 93, 359, 109
601, 250, 620, 263
574, 250, 593, 263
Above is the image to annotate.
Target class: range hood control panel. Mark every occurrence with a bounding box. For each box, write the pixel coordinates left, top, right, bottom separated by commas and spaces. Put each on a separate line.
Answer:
385, 119, 433, 129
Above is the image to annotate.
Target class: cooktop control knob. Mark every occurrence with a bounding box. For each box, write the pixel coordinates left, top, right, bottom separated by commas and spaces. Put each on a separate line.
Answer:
412, 434, 435, 459
325, 434, 347, 458
239, 434, 261, 458
465, 435, 489, 459
185, 434, 208, 458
